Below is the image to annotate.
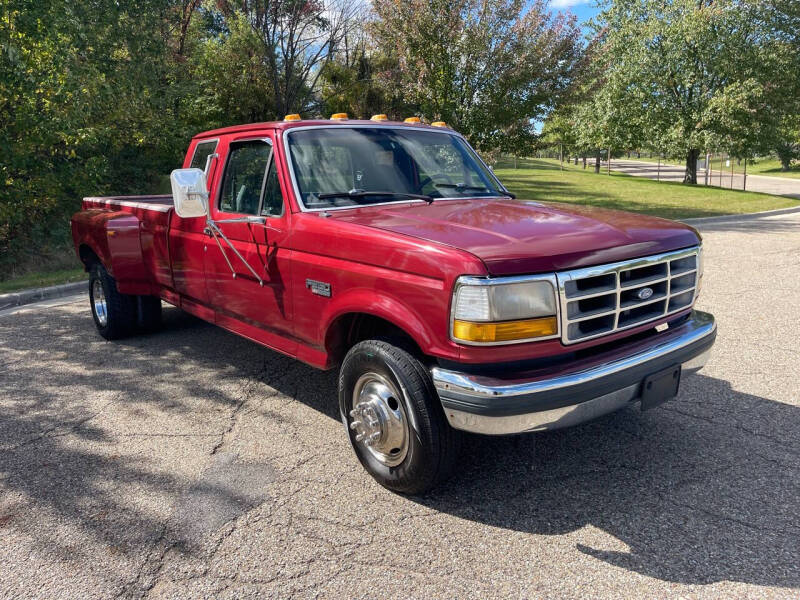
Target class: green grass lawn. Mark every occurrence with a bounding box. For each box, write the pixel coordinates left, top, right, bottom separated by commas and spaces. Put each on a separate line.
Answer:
0, 267, 87, 294
744, 157, 800, 179
494, 158, 799, 220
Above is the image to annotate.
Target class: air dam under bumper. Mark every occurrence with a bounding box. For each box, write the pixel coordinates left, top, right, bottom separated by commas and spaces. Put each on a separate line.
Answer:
432, 310, 716, 435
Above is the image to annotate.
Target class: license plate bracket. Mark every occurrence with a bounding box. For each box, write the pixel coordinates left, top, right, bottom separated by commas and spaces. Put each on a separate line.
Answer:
640, 364, 681, 411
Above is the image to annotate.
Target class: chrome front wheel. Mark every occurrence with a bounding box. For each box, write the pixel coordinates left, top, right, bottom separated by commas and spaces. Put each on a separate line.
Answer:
350, 372, 409, 467
339, 339, 462, 494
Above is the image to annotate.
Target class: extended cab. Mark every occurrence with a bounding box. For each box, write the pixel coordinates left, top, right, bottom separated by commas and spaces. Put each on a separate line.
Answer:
71, 117, 716, 493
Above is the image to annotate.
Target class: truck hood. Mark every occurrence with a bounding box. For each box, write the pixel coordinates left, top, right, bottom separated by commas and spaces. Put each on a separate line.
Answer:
331, 199, 700, 275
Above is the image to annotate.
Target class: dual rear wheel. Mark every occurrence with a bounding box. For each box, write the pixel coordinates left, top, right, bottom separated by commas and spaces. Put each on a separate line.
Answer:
88, 263, 161, 340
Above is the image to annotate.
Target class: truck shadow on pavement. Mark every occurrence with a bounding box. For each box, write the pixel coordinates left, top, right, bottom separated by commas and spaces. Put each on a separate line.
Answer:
1, 304, 797, 590
416, 372, 800, 589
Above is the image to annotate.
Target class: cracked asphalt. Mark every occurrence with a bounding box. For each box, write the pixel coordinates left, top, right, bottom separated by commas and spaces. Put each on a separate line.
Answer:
1, 212, 799, 599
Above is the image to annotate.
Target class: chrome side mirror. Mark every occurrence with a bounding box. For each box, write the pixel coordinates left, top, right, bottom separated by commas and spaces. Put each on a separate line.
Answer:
170, 168, 209, 218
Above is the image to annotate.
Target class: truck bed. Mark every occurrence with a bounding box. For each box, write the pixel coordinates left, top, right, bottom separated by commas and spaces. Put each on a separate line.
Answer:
82, 194, 174, 213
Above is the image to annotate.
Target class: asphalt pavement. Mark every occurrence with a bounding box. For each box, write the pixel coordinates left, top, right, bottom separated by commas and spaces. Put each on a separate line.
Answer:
1, 212, 799, 599
608, 159, 800, 199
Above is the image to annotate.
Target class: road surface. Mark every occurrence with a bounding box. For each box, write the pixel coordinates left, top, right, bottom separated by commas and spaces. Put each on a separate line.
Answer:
1, 213, 799, 598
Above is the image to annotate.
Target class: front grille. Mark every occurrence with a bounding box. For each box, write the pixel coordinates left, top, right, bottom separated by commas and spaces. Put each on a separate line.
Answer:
556, 247, 699, 344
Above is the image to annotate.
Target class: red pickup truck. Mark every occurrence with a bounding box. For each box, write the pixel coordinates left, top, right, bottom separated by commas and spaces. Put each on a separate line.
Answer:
71, 117, 716, 493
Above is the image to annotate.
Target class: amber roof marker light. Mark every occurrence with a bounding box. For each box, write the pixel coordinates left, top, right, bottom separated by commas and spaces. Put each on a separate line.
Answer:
330, 112, 348, 120
431, 121, 447, 127
370, 114, 388, 121
404, 116, 421, 124
283, 113, 301, 121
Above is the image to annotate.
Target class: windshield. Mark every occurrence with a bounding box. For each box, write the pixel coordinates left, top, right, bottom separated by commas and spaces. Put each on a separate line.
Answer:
286, 126, 504, 210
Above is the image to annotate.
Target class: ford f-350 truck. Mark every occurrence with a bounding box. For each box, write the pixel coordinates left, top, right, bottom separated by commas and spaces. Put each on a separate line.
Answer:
71, 116, 716, 493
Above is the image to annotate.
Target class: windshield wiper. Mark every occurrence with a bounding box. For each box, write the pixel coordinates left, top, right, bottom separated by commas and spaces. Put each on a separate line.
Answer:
317, 189, 434, 204
434, 183, 516, 199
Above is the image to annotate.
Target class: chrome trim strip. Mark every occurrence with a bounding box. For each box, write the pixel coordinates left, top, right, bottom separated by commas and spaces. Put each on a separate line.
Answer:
281, 124, 512, 212
557, 246, 700, 345
448, 273, 561, 346
432, 310, 715, 401
84, 198, 172, 213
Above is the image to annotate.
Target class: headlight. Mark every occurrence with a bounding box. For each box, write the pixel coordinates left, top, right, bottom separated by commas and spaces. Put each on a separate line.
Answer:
451, 275, 559, 344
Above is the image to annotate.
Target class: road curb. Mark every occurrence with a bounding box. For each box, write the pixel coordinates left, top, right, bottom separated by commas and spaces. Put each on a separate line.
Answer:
0, 280, 87, 311
682, 205, 800, 225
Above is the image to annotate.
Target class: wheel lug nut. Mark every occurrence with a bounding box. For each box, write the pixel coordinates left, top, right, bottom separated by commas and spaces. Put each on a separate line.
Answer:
350, 420, 361, 430
355, 433, 365, 442
349, 409, 357, 417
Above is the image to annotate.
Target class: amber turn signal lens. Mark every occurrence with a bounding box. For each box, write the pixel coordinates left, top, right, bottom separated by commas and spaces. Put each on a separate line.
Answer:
283, 113, 301, 121
453, 317, 558, 343
371, 114, 388, 121
330, 112, 348, 120
404, 116, 421, 123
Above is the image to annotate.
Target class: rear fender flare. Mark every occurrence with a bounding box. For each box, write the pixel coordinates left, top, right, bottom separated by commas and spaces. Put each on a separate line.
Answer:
72, 211, 150, 294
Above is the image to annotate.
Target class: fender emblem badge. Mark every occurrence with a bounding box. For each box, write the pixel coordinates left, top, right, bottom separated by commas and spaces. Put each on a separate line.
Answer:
306, 279, 331, 297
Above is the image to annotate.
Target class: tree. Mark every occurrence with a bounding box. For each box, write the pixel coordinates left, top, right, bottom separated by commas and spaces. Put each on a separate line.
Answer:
370, 0, 583, 152
223, 0, 364, 117
0, 0, 188, 274
774, 119, 800, 171
591, 0, 799, 183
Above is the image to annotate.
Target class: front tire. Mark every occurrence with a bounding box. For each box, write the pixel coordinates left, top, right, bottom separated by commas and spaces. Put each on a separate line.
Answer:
339, 340, 461, 494
89, 263, 137, 340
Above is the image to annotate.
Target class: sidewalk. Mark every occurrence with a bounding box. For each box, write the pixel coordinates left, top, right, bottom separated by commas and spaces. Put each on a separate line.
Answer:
608, 159, 800, 199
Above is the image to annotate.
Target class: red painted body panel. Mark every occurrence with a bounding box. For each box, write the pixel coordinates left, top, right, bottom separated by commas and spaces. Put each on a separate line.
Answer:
71, 121, 703, 370
329, 199, 700, 275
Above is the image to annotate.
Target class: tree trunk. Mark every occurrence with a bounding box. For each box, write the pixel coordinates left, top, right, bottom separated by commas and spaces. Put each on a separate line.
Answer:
595, 151, 601, 173
683, 149, 699, 184
583, 156, 587, 169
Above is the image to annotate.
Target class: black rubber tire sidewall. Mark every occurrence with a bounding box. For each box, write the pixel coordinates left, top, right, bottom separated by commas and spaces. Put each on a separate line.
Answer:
89, 263, 136, 340
339, 340, 458, 494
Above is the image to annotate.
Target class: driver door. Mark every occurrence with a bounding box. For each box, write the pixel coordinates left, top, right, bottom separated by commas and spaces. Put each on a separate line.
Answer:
205, 136, 293, 343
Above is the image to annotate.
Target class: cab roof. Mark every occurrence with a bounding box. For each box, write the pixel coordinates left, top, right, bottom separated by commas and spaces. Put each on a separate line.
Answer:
192, 119, 451, 140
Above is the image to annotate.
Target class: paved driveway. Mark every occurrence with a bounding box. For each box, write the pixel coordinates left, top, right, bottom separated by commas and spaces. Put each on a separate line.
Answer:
1, 213, 799, 599
609, 159, 800, 199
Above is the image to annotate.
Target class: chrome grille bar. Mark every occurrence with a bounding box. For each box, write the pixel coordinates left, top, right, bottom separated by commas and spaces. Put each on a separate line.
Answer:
556, 247, 699, 344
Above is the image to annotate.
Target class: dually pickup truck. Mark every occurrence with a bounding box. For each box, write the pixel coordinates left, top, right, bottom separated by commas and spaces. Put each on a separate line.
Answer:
72, 116, 716, 493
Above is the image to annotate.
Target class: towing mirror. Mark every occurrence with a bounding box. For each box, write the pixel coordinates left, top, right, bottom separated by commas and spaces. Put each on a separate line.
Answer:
170, 168, 209, 218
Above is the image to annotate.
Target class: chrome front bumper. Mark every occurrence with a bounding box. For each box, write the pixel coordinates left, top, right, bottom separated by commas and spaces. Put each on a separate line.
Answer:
432, 310, 716, 435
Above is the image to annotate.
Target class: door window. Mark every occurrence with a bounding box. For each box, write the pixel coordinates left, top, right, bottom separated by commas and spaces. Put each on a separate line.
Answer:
260, 157, 285, 217
190, 140, 218, 171
219, 140, 272, 215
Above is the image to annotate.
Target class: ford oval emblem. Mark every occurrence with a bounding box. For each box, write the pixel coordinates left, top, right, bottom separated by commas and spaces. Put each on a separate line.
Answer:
637, 287, 654, 300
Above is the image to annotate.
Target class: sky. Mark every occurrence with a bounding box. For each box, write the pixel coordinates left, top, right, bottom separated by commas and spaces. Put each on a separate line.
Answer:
551, 0, 601, 31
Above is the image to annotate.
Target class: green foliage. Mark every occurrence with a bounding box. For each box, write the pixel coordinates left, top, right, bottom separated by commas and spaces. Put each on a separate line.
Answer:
562, 0, 800, 184
774, 117, 800, 171
369, 0, 583, 153
1, 0, 191, 276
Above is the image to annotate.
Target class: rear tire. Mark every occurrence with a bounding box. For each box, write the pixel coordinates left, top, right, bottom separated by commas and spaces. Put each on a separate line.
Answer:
88, 263, 137, 340
339, 339, 461, 494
